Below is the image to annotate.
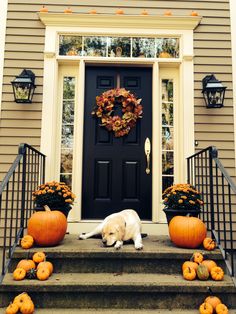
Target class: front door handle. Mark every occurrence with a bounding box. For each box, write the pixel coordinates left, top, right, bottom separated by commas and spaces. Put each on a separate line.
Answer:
144, 137, 151, 175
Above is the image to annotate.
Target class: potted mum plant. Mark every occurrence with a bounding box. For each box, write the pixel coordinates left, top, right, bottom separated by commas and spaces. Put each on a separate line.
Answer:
162, 183, 204, 224
33, 181, 76, 218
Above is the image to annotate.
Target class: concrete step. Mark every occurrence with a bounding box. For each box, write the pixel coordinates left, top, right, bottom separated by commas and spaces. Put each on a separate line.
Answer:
1, 273, 235, 309
9, 235, 225, 274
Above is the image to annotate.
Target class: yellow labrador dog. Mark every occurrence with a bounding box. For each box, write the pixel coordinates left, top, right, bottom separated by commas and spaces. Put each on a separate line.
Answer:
79, 209, 143, 250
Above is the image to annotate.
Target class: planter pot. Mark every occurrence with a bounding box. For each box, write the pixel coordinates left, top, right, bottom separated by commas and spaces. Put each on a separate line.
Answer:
163, 207, 201, 225
34, 205, 72, 218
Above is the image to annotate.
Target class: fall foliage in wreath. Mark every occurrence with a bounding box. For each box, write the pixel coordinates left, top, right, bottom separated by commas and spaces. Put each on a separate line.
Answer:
91, 88, 143, 137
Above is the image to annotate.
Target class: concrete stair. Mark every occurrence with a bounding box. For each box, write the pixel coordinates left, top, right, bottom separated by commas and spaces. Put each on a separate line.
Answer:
0, 235, 236, 313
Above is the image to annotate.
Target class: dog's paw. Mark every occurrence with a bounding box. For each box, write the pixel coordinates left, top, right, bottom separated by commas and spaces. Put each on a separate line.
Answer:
78, 233, 87, 240
135, 242, 143, 250
114, 241, 123, 250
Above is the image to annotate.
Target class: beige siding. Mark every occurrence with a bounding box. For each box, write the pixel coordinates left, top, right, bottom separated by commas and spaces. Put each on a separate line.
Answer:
0, 0, 234, 181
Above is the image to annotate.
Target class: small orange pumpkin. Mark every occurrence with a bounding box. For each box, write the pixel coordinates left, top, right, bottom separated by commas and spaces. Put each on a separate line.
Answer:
37, 267, 50, 281
21, 235, 34, 249
199, 302, 214, 314
5, 302, 19, 314
37, 261, 53, 275
201, 260, 217, 273
183, 266, 196, 281
182, 261, 198, 272
32, 252, 46, 264
64, 7, 72, 14
211, 266, 224, 281
203, 238, 216, 251
39, 6, 48, 13
115, 9, 124, 15
141, 10, 148, 15
164, 10, 172, 16
205, 296, 222, 311
190, 11, 198, 16
13, 293, 31, 310
20, 299, 35, 314
17, 259, 36, 272
216, 303, 229, 314
191, 252, 204, 264
89, 9, 97, 14
168, 216, 207, 249
13, 268, 26, 281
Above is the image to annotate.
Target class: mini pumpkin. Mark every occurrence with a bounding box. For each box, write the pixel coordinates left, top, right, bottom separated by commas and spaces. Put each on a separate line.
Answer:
32, 252, 46, 264
199, 302, 214, 314
216, 303, 229, 314
21, 235, 34, 249
13, 268, 26, 281
201, 260, 217, 273
197, 264, 209, 280
20, 299, 35, 314
164, 10, 172, 16
37, 261, 53, 276
211, 266, 224, 281
182, 261, 198, 272
64, 7, 72, 13
141, 10, 148, 15
205, 296, 222, 311
191, 252, 204, 264
17, 259, 36, 272
183, 266, 196, 281
190, 11, 198, 16
89, 9, 97, 14
13, 293, 31, 309
37, 267, 50, 281
39, 6, 48, 13
203, 238, 216, 251
5, 302, 19, 314
115, 9, 124, 15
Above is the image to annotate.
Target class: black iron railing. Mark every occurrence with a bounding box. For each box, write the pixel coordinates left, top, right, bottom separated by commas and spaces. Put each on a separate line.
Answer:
187, 146, 236, 285
0, 143, 45, 282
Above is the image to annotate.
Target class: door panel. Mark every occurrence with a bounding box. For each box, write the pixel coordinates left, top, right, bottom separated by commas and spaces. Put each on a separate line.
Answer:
82, 66, 152, 219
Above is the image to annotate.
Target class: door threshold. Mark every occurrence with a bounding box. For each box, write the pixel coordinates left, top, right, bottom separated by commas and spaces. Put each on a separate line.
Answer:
67, 221, 169, 236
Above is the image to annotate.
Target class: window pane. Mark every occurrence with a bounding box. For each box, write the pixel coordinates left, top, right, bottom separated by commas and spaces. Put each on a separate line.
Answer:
83, 36, 107, 57
61, 125, 74, 148
162, 79, 173, 102
60, 174, 72, 188
162, 176, 174, 193
59, 35, 82, 56
156, 38, 179, 58
61, 149, 73, 173
62, 101, 74, 124
108, 37, 131, 57
63, 77, 75, 99
162, 126, 174, 150
162, 151, 174, 175
162, 103, 173, 126
132, 37, 155, 58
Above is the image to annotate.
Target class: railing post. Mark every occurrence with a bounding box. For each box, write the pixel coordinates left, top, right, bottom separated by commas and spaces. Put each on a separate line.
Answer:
20, 146, 27, 238
209, 146, 218, 236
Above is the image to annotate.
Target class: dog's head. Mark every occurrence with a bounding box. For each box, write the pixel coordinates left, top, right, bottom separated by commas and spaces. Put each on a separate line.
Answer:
101, 217, 125, 247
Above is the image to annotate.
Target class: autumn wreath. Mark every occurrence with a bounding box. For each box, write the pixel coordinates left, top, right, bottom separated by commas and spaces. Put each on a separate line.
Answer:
91, 88, 143, 137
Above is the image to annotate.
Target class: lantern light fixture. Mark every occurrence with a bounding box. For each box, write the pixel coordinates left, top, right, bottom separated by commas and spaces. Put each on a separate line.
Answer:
202, 74, 226, 108
11, 69, 36, 103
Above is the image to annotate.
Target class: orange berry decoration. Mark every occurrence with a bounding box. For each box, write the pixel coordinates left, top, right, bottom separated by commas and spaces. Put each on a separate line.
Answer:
32, 251, 46, 264
13, 268, 26, 281
203, 237, 216, 251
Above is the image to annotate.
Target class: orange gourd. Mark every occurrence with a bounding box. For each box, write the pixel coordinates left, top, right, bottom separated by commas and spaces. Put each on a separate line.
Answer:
20, 299, 35, 314
197, 264, 209, 280
27, 206, 67, 246
13, 268, 26, 281
205, 296, 222, 311
141, 10, 148, 15
5, 303, 19, 314
203, 238, 216, 251
64, 7, 72, 13
216, 303, 229, 314
199, 302, 214, 314
192, 252, 204, 264
182, 261, 198, 272
183, 266, 196, 281
21, 235, 34, 249
37, 267, 50, 281
201, 260, 217, 272
169, 216, 207, 248
17, 259, 36, 272
37, 261, 53, 275
116, 9, 124, 15
164, 10, 172, 16
13, 292, 31, 305
211, 266, 224, 281
190, 11, 198, 16
32, 252, 46, 264
89, 9, 97, 14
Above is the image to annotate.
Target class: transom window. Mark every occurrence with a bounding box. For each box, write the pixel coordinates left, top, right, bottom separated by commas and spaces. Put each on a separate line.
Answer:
59, 35, 179, 58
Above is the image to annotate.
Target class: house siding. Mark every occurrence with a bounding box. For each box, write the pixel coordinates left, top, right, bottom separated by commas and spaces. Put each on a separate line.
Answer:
0, 0, 234, 179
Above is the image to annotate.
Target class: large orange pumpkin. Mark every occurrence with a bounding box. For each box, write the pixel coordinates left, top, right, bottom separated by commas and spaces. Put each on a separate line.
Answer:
27, 206, 67, 246
168, 216, 207, 248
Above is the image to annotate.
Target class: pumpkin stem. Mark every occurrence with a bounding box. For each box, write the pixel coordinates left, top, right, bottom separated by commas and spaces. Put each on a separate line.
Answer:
44, 205, 51, 212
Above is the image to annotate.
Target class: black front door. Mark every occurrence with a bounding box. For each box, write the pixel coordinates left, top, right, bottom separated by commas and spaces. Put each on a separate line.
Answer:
82, 66, 152, 220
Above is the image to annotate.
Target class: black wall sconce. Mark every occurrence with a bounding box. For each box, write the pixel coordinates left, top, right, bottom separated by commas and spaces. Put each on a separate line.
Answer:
11, 69, 36, 103
202, 74, 226, 108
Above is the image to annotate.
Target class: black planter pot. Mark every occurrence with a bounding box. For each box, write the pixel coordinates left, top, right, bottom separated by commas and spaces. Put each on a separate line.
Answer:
163, 207, 201, 225
34, 205, 72, 218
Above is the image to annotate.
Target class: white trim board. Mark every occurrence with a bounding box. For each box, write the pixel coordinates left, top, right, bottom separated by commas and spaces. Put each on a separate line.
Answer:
0, 0, 8, 117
